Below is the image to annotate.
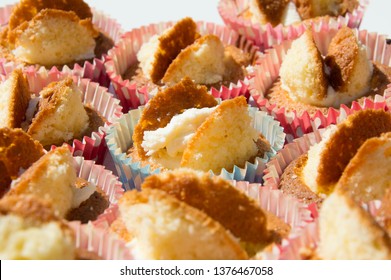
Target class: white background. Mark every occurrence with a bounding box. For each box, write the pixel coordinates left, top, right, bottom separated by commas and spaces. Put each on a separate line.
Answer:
1, 0, 391, 37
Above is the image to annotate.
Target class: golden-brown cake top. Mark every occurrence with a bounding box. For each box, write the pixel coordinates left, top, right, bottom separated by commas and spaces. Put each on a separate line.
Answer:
9, 9, 98, 45
0, 127, 44, 195
119, 188, 248, 260
325, 26, 359, 92
7, 145, 72, 196
162, 34, 225, 86
0, 69, 31, 128
150, 17, 200, 84
337, 132, 391, 202
141, 169, 271, 246
0, 195, 59, 224
319, 187, 391, 259
8, 0, 92, 32
255, 0, 290, 26
317, 109, 391, 194
180, 96, 259, 172
133, 77, 218, 160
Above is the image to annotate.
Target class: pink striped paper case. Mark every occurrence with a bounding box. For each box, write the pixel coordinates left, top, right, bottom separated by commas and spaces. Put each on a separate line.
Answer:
1, 69, 123, 163
93, 180, 313, 260
68, 221, 133, 260
72, 156, 124, 224
104, 21, 260, 112
0, 5, 123, 87
250, 24, 391, 141
217, 0, 367, 49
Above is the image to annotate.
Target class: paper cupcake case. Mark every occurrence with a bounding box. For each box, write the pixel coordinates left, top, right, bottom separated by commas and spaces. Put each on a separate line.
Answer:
0, 5, 123, 87
217, 0, 367, 49
1, 69, 123, 163
72, 156, 124, 224
250, 25, 391, 141
105, 106, 285, 191
93, 180, 313, 260
68, 221, 133, 260
105, 21, 261, 112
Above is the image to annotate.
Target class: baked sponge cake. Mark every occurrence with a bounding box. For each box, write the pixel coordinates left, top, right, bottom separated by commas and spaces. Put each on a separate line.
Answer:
132, 77, 217, 160
141, 169, 272, 255
325, 26, 372, 97
337, 132, 391, 203
27, 77, 90, 147
1, 0, 101, 68
137, 17, 200, 84
118, 188, 248, 260
0, 127, 44, 197
302, 109, 391, 195
180, 96, 259, 173
279, 29, 328, 107
0, 69, 30, 129
131, 17, 252, 90
131, 78, 269, 173
319, 187, 391, 259
162, 34, 225, 86
277, 109, 391, 208
0, 195, 76, 260
7, 146, 76, 218
10, 9, 98, 67
279, 27, 372, 108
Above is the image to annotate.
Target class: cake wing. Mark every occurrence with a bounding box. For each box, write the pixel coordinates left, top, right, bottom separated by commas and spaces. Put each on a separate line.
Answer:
181, 96, 258, 173
304, 109, 391, 195
27, 77, 89, 147
0, 69, 30, 129
7, 146, 76, 218
133, 77, 217, 160
337, 132, 391, 203
325, 27, 372, 97
118, 188, 248, 260
10, 9, 98, 66
279, 29, 328, 106
162, 34, 225, 86
319, 188, 391, 259
137, 17, 200, 84
0, 128, 43, 197
141, 169, 271, 255
8, 0, 92, 32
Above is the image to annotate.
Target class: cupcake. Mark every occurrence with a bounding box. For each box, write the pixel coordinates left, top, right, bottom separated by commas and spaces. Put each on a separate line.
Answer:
1, 129, 123, 224
218, 0, 366, 48
264, 109, 391, 209
250, 25, 391, 139
0, 69, 122, 163
0, 0, 122, 86
108, 169, 311, 259
318, 133, 391, 259
106, 78, 285, 189
105, 17, 260, 111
